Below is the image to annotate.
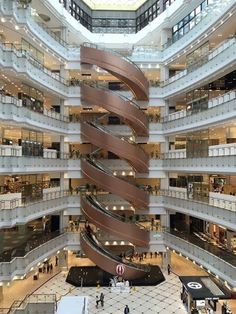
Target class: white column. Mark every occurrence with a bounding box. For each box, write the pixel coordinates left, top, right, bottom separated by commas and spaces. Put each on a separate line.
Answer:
60, 99, 69, 118
161, 250, 171, 271
60, 212, 69, 232
160, 28, 172, 47
58, 250, 68, 270
160, 65, 169, 82
60, 65, 70, 86
0, 286, 3, 302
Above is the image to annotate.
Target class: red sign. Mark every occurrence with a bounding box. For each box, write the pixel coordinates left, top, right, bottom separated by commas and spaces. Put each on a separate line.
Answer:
116, 264, 125, 276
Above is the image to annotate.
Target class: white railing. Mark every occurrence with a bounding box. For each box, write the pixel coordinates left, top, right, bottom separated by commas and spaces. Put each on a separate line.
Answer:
0, 232, 80, 281
167, 69, 187, 84
0, 145, 22, 157
208, 37, 236, 60
208, 90, 236, 108
164, 232, 236, 287
209, 143, 236, 157
209, 192, 236, 212
163, 37, 236, 86
164, 143, 236, 159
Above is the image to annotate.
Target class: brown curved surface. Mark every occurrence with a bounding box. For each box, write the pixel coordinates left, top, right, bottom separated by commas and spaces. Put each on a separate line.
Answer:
81, 45, 149, 100
81, 122, 149, 173
80, 44, 150, 279
81, 196, 149, 247
81, 159, 148, 209
80, 232, 148, 280
81, 84, 148, 136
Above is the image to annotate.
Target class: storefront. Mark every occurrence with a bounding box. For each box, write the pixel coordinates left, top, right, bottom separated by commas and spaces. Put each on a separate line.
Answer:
179, 276, 231, 313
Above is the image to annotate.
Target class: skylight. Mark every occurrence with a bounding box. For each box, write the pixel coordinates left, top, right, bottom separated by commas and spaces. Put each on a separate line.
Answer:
82, 0, 148, 11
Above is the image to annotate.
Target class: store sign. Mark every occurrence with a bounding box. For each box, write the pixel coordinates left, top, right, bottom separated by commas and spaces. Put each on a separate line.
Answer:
187, 282, 202, 289
116, 264, 125, 276
196, 300, 206, 307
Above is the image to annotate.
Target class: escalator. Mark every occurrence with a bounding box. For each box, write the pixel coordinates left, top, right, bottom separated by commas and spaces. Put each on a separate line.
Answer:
80, 43, 150, 279
81, 231, 150, 280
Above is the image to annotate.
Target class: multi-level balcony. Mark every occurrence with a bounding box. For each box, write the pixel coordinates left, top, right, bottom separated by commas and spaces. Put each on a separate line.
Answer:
162, 90, 236, 135
153, 191, 236, 231
0, 231, 79, 281
0, 191, 80, 228
0, 155, 81, 174
164, 231, 236, 287
0, 0, 80, 61
161, 0, 236, 62
0, 43, 80, 98
161, 37, 236, 98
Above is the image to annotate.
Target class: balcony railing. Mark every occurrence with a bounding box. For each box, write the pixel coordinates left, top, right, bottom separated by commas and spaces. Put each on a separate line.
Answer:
162, 37, 236, 86
162, 89, 236, 123
0, 43, 68, 86
0, 189, 70, 210
0, 230, 61, 263
164, 231, 236, 286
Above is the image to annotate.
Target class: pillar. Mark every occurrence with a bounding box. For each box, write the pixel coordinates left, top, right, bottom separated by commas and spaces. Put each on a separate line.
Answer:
60, 212, 69, 232
60, 65, 70, 86
161, 249, 171, 271
161, 211, 170, 231
58, 250, 68, 270
0, 286, 3, 302
160, 65, 169, 82
160, 28, 172, 48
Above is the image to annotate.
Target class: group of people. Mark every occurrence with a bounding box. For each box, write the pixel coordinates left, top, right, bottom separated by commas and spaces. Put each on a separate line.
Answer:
126, 251, 160, 263
96, 292, 104, 308
42, 261, 53, 274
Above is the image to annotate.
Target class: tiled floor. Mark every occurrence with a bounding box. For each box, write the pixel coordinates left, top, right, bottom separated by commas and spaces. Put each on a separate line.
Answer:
35, 271, 187, 314
1, 253, 236, 313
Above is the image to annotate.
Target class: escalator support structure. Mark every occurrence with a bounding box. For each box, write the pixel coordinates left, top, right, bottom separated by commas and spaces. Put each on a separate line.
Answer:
80, 43, 150, 280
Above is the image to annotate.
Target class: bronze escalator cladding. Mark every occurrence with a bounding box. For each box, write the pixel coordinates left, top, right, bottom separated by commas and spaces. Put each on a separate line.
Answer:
81, 122, 148, 173
81, 44, 149, 100
81, 158, 148, 209
80, 84, 149, 136
81, 195, 149, 247
80, 231, 150, 280
80, 43, 150, 279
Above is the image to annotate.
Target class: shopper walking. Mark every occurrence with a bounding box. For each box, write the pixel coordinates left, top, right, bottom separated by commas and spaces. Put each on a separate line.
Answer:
167, 263, 171, 275
100, 292, 104, 307
124, 305, 130, 314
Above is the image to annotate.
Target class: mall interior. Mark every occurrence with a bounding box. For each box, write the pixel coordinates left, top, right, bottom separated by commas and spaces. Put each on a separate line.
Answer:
0, 0, 235, 313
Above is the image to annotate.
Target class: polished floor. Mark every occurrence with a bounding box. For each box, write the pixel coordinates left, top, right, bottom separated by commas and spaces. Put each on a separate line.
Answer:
36, 271, 187, 314
0, 253, 235, 313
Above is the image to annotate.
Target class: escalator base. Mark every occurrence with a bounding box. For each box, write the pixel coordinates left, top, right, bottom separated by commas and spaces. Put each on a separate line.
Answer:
66, 265, 165, 287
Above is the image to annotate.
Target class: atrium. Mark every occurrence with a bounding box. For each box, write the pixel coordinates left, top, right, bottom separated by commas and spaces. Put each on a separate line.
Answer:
0, 0, 235, 313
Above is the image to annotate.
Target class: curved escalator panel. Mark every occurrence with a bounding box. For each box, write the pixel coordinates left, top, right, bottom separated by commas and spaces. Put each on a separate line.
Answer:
80, 84, 148, 136
80, 45, 149, 100
81, 122, 149, 173
81, 158, 148, 209
81, 195, 149, 247
80, 43, 149, 279
80, 232, 149, 280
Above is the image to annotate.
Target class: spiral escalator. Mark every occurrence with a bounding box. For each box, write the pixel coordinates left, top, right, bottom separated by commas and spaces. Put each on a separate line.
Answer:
80, 43, 150, 279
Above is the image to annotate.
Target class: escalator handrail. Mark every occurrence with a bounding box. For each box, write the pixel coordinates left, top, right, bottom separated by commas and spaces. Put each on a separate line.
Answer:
82, 42, 146, 78
83, 121, 148, 157
83, 157, 139, 186
81, 231, 150, 272
81, 81, 141, 110
83, 195, 148, 230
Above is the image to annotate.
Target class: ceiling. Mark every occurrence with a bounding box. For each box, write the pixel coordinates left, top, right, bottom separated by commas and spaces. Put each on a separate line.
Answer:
81, 0, 148, 11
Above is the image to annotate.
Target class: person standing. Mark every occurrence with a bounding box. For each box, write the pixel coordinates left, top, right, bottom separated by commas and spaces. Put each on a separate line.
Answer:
124, 305, 130, 314
100, 292, 104, 307
167, 263, 171, 275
